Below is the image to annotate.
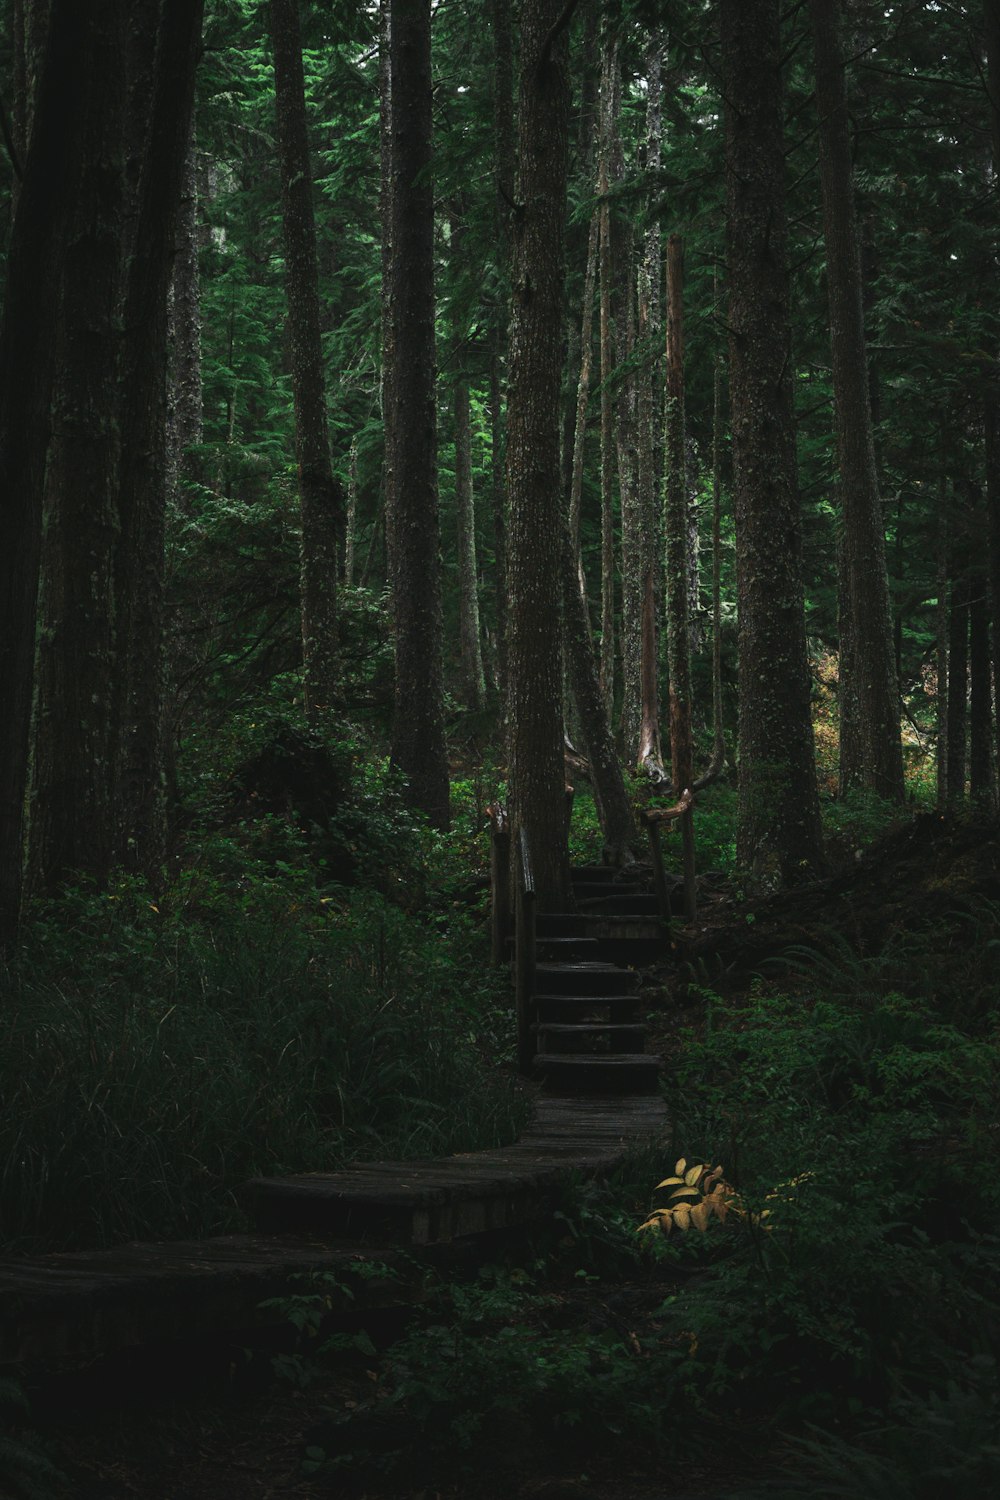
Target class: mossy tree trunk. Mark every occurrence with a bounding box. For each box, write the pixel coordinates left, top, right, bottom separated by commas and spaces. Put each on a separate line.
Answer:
506, 0, 573, 910
721, 0, 824, 886
0, 0, 92, 939
29, 0, 127, 897
809, 0, 903, 804
270, 0, 342, 721
386, 0, 449, 828
111, 0, 203, 880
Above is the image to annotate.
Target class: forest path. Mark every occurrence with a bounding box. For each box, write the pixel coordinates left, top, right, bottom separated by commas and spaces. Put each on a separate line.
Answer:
2, 868, 670, 1373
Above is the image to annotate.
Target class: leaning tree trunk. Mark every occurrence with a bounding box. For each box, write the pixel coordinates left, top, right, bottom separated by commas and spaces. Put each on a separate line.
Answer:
0, 0, 91, 940
386, 0, 449, 828
720, 0, 824, 886
809, 0, 903, 803
271, 0, 342, 720
506, 0, 572, 911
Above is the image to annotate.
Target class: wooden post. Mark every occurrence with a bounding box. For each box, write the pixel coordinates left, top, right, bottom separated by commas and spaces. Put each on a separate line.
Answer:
514, 825, 536, 1077
487, 804, 511, 966
645, 817, 672, 923
643, 788, 694, 925
681, 805, 697, 922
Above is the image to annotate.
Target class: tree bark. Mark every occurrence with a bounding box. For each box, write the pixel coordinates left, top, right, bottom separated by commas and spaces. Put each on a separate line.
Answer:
111, 0, 204, 877
635, 37, 664, 778
270, 0, 342, 720
981, 0, 1000, 793
946, 564, 970, 806
386, 0, 449, 828
0, 0, 92, 938
488, 0, 514, 702
506, 0, 572, 910
969, 565, 993, 806
167, 109, 203, 512
597, 30, 618, 720
721, 0, 824, 886
664, 235, 697, 916
809, 0, 903, 803
29, 0, 126, 896
451, 323, 487, 712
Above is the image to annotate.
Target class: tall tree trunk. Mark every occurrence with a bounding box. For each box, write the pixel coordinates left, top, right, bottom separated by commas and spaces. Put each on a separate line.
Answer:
635, 38, 664, 778
569, 209, 599, 581
506, 0, 572, 910
0, 1, 92, 939
985, 405, 1000, 789
562, 523, 639, 865
935, 464, 950, 808
29, 0, 126, 897
710, 283, 727, 777
344, 438, 358, 586
167, 110, 203, 510
809, 0, 903, 803
564, 200, 636, 860
386, 0, 449, 828
378, 0, 394, 589
969, 564, 993, 806
488, 0, 514, 701
111, 0, 204, 878
597, 30, 618, 720
721, 0, 824, 886
981, 0, 1000, 790
946, 564, 970, 806
271, 0, 342, 720
452, 353, 487, 712
664, 235, 696, 916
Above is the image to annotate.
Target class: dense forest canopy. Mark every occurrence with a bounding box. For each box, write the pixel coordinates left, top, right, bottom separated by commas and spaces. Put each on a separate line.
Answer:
0, 0, 999, 925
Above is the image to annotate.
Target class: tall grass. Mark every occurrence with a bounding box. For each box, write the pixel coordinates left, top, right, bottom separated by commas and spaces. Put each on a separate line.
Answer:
0, 875, 527, 1254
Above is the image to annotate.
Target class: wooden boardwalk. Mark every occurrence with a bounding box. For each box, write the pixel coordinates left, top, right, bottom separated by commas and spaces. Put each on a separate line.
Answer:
0, 1094, 666, 1371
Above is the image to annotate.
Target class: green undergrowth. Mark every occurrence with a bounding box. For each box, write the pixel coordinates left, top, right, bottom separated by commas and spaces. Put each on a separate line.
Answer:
0, 857, 525, 1257
266, 902, 1000, 1494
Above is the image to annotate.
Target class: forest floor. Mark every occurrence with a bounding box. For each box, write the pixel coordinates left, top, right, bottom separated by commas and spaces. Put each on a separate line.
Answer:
30, 811, 1000, 1500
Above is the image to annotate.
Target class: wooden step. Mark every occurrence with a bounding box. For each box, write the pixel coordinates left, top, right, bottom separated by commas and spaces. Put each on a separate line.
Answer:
533, 962, 638, 995
507, 935, 601, 959
533, 993, 642, 1021
577, 893, 664, 916
532, 1022, 648, 1053
570, 881, 643, 901
569, 865, 619, 884
533, 1053, 663, 1096
245, 1097, 667, 1243
535, 914, 592, 938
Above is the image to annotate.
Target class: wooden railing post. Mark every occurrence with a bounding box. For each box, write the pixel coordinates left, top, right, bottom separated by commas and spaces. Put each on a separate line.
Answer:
643, 787, 695, 925
514, 826, 536, 1077
645, 817, 672, 923
487, 804, 511, 967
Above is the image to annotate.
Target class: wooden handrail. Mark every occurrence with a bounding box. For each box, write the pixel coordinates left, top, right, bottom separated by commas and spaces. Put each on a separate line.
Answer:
514, 824, 537, 1077
486, 804, 511, 967
643, 788, 696, 922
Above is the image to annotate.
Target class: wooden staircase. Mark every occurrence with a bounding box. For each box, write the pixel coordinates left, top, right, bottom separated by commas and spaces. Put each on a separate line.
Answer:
526, 863, 670, 1097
